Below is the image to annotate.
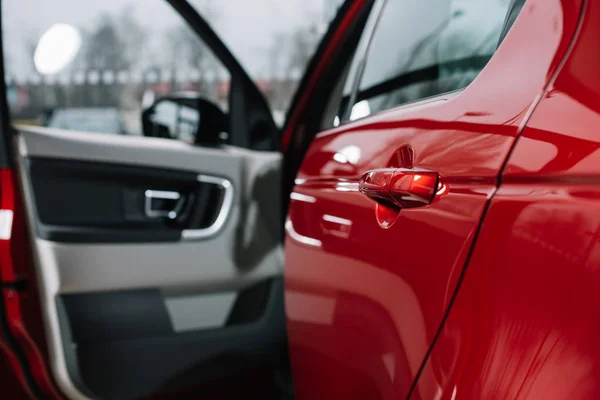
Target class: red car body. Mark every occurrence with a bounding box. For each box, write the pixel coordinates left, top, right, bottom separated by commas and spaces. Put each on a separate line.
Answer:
285, 0, 600, 398
1, 0, 600, 398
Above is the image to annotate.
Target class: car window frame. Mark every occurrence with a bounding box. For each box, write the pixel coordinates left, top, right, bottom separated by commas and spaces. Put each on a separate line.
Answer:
340, 0, 387, 122
339, 0, 523, 125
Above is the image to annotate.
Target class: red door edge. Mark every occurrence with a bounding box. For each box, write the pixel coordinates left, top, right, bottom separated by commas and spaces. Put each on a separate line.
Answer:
405, 0, 588, 398
0, 168, 63, 399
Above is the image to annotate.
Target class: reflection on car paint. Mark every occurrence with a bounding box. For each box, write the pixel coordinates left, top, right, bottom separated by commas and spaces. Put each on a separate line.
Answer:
285, 0, 583, 398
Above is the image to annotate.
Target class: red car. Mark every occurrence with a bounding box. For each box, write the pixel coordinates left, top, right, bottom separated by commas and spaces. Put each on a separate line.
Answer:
0, 0, 598, 399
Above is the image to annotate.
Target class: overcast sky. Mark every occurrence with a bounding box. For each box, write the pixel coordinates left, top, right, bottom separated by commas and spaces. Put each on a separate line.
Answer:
3, 0, 342, 80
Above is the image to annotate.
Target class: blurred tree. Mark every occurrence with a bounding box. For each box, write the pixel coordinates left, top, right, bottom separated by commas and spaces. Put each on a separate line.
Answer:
165, 0, 224, 102
263, 12, 322, 111
83, 14, 128, 70
286, 21, 321, 80
116, 6, 148, 70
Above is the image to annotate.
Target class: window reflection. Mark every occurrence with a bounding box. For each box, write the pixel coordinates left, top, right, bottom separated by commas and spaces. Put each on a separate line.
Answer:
345, 0, 512, 120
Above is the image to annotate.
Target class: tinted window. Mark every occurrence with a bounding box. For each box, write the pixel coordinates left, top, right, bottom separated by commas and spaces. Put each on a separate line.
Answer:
3, 0, 229, 137
348, 0, 514, 120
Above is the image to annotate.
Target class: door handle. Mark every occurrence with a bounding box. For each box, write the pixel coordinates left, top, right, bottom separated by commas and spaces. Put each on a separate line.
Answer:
359, 168, 439, 209
144, 190, 185, 220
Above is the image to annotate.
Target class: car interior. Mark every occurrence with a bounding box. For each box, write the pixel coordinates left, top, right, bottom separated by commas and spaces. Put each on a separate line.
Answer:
0, 0, 377, 398
6, 1, 285, 398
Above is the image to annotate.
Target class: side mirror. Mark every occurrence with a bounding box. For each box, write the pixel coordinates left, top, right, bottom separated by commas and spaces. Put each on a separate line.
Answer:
142, 93, 228, 146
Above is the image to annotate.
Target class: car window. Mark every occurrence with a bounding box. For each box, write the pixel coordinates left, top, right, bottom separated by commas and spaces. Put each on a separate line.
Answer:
3, 0, 229, 137
188, 0, 346, 126
346, 0, 515, 121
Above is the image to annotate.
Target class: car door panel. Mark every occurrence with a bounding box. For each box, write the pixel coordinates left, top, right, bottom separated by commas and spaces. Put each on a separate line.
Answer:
14, 126, 284, 399
284, 0, 582, 398
412, 0, 594, 397
55, 281, 283, 400
17, 127, 282, 292
286, 94, 499, 400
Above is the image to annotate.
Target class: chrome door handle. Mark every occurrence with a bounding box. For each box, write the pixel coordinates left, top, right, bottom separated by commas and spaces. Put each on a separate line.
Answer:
144, 190, 185, 220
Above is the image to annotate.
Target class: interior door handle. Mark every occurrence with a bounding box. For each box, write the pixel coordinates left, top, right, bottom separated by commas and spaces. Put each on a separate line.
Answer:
144, 190, 185, 220
359, 168, 439, 209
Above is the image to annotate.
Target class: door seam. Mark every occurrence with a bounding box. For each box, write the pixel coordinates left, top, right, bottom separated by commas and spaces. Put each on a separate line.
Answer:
405, 0, 587, 397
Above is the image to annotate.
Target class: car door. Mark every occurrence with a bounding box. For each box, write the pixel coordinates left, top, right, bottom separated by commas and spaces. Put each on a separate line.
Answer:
412, 0, 597, 398
0, 1, 285, 399
284, 0, 582, 398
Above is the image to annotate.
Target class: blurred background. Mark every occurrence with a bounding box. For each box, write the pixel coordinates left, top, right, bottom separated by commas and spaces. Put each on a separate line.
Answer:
3, 0, 343, 133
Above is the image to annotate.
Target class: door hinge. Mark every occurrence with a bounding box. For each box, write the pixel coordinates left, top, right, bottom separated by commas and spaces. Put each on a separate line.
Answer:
0, 279, 27, 292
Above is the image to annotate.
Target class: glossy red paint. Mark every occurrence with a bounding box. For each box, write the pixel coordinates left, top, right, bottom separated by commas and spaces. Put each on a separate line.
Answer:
0, 169, 62, 399
413, 0, 600, 398
284, 0, 583, 398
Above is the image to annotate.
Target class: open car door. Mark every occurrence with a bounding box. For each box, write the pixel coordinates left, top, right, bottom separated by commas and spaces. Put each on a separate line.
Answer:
0, 0, 290, 399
